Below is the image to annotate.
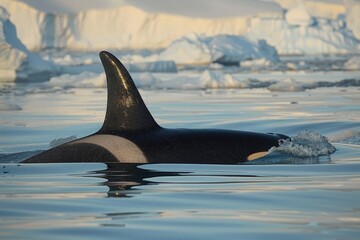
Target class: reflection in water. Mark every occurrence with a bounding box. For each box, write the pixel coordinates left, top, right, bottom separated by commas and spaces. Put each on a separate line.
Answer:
96, 163, 185, 198
0, 162, 359, 240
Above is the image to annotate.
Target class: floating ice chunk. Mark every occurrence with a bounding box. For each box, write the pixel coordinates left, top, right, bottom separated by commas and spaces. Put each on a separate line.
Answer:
270, 130, 336, 158
240, 58, 273, 68
285, 61, 308, 70
199, 70, 239, 88
45, 54, 97, 66
209, 35, 279, 64
46, 72, 106, 89
127, 61, 177, 73
343, 56, 360, 70
158, 34, 212, 65
268, 77, 316, 92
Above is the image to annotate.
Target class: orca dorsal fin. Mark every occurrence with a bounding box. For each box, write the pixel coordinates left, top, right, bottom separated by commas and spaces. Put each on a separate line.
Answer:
98, 51, 159, 133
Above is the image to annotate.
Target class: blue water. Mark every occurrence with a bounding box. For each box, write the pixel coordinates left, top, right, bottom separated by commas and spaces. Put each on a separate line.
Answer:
1, 162, 359, 240
1, 86, 360, 239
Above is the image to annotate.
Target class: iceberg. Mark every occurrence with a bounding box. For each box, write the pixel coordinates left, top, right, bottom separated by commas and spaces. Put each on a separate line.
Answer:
1, 0, 359, 56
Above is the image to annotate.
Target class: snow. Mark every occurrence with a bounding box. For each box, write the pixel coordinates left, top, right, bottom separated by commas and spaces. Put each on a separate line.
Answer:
267, 77, 316, 92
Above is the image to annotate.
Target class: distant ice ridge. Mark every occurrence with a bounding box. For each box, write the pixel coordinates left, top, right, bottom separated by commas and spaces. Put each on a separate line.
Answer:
0, 7, 55, 81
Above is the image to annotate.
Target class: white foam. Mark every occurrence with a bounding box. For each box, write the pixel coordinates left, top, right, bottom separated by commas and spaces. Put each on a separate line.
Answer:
269, 130, 336, 158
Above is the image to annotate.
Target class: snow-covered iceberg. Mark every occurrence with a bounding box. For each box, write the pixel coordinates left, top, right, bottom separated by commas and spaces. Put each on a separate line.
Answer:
2, 0, 358, 56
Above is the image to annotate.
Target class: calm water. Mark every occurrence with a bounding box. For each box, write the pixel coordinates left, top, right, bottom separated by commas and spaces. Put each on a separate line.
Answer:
1, 86, 360, 239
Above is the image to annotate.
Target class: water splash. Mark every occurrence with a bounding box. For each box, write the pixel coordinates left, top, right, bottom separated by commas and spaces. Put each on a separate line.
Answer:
248, 130, 336, 165
270, 130, 336, 157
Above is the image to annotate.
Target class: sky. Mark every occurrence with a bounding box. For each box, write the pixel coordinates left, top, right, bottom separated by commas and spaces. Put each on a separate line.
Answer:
19, 0, 284, 17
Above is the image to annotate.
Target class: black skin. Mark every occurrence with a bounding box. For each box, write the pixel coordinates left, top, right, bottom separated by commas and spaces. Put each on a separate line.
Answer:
23, 51, 288, 164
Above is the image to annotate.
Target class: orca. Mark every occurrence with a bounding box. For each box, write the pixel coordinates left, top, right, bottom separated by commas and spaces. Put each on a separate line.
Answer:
23, 51, 288, 164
